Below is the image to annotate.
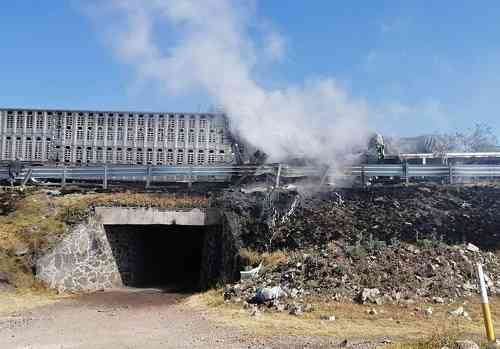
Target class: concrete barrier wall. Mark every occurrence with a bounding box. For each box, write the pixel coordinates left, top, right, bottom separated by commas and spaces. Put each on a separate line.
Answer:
95, 207, 221, 226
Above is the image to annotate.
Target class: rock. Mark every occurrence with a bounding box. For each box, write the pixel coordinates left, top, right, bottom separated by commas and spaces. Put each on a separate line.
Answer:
0, 271, 10, 283
249, 306, 261, 317
224, 287, 238, 301
424, 307, 433, 316
466, 243, 480, 253
448, 306, 465, 317
275, 302, 285, 312
406, 245, 421, 254
360, 288, 381, 304
454, 340, 479, 349
288, 303, 303, 316
433, 296, 445, 304
486, 340, 500, 349
0, 277, 14, 291
320, 315, 336, 321
484, 273, 494, 288
339, 339, 350, 347
463, 282, 475, 291
367, 308, 378, 315
13, 243, 29, 256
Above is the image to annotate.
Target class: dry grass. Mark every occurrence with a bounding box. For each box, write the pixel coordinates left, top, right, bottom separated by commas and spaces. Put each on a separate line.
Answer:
0, 190, 68, 288
0, 288, 66, 316
239, 248, 289, 269
59, 191, 209, 210
186, 292, 500, 345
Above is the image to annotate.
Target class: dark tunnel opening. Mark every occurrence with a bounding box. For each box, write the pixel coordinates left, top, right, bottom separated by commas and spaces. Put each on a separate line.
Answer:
104, 224, 208, 292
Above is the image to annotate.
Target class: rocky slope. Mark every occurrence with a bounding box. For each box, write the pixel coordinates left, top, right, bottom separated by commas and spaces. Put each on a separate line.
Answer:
219, 185, 500, 308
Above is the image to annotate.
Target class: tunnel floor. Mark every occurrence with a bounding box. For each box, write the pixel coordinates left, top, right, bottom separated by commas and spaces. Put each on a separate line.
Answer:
104, 224, 207, 292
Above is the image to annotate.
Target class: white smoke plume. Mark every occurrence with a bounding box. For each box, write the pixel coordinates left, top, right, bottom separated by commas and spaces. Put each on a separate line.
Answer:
91, 0, 371, 163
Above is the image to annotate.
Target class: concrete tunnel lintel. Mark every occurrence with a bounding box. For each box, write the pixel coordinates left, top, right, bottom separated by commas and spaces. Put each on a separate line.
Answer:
95, 207, 222, 226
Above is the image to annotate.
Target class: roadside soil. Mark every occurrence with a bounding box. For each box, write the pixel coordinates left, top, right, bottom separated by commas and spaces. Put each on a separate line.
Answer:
0, 288, 338, 349
1, 288, 495, 349
190, 290, 497, 342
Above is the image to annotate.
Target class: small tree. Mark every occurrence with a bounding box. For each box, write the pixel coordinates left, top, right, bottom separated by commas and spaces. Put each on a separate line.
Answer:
460, 123, 498, 152
433, 123, 498, 153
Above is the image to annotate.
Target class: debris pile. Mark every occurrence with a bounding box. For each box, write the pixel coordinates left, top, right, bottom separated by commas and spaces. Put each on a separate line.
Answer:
218, 185, 500, 310
225, 241, 500, 306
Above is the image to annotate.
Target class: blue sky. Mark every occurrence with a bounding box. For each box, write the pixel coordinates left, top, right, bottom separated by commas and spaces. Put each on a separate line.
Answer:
1, 1, 499, 138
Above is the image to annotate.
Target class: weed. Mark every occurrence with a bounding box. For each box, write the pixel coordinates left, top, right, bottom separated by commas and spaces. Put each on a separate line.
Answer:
346, 245, 368, 259
390, 237, 402, 248
416, 239, 438, 249
239, 248, 289, 268
387, 323, 464, 349
58, 205, 90, 225
333, 264, 348, 275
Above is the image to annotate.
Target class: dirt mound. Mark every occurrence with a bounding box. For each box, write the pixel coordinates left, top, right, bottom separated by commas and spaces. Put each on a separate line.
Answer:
275, 185, 500, 250
219, 185, 500, 306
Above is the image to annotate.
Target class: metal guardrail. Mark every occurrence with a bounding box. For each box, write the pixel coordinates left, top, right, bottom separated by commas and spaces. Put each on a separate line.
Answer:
2, 163, 500, 187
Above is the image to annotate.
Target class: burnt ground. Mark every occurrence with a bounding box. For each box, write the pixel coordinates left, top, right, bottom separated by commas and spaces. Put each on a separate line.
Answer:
219, 184, 500, 306
221, 185, 500, 251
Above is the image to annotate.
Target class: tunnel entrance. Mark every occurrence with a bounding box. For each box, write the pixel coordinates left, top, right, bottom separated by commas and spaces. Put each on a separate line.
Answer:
104, 225, 208, 291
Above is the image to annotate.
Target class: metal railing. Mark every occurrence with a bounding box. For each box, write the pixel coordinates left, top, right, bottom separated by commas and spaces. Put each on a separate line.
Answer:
2, 163, 500, 187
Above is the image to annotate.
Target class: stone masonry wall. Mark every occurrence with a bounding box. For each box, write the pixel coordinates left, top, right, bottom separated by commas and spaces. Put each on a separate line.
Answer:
36, 218, 123, 292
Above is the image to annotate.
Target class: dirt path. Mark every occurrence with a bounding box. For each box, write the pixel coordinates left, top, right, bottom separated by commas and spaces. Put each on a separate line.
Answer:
0, 288, 335, 349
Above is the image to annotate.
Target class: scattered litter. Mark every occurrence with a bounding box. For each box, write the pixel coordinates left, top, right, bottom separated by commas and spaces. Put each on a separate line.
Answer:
432, 297, 445, 304
287, 303, 303, 316
466, 243, 480, 253
254, 286, 286, 303
359, 288, 381, 304
240, 263, 262, 280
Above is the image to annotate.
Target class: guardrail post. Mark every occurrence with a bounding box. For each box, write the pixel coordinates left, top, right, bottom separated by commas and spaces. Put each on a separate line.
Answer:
403, 162, 409, 186
188, 166, 193, 189
319, 165, 330, 188
361, 165, 366, 188
145, 165, 152, 189
61, 166, 66, 188
103, 165, 108, 190
276, 163, 282, 187
22, 168, 33, 187
449, 164, 454, 184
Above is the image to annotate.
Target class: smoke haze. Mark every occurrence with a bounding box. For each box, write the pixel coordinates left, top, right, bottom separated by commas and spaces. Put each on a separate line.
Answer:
91, 0, 371, 163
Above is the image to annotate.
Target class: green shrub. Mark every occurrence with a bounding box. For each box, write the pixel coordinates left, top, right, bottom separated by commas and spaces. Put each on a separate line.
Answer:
346, 245, 368, 259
